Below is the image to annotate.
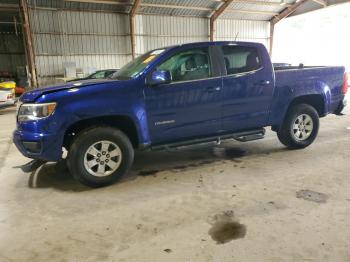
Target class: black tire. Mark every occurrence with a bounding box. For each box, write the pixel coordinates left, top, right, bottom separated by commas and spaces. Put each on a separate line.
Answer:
55, 159, 69, 173
67, 127, 134, 187
277, 104, 319, 149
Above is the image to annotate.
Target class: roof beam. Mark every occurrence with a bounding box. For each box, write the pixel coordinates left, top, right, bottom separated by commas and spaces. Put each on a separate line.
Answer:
210, 0, 235, 21
129, 0, 142, 59
270, 0, 309, 25
130, 0, 142, 17
312, 0, 327, 7
210, 0, 235, 41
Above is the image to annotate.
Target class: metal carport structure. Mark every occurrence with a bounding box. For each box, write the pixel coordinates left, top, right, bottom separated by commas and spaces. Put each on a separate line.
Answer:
0, 0, 348, 87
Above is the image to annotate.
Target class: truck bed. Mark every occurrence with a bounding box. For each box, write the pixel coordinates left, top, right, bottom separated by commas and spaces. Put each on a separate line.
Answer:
274, 65, 326, 71
274, 65, 345, 114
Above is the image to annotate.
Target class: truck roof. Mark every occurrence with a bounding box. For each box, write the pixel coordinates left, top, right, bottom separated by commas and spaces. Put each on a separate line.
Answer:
162, 41, 264, 50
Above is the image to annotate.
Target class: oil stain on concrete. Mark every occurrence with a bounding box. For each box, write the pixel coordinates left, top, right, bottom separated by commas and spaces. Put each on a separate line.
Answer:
208, 210, 246, 244
296, 189, 329, 203
224, 148, 246, 159
138, 170, 159, 176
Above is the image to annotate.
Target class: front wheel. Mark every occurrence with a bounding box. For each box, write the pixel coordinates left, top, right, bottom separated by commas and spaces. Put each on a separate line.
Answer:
68, 127, 134, 187
277, 104, 319, 149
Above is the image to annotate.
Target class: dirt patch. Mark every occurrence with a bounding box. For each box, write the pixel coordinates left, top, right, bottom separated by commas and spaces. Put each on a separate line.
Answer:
296, 189, 329, 203
208, 210, 246, 244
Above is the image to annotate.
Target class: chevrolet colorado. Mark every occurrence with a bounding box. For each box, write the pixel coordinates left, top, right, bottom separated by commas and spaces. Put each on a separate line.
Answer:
13, 41, 348, 187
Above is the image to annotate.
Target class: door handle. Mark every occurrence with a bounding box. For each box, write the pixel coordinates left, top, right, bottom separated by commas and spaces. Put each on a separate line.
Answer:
258, 80, 271, 85
206, 86, 221, 93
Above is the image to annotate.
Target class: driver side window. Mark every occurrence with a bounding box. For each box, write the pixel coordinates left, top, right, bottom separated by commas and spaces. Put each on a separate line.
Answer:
157, 48, 212, 83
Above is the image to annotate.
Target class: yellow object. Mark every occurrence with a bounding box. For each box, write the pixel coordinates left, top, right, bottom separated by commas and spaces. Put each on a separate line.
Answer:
0, 81, 16, 95
47, 103, 57, 115
142, 55, 156, 64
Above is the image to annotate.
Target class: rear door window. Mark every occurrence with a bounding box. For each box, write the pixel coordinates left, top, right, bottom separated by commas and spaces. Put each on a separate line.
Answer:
221, 45, 261, 75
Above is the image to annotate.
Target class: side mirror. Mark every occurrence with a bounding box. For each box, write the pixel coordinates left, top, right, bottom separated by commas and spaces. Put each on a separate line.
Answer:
148, 70, 172, 86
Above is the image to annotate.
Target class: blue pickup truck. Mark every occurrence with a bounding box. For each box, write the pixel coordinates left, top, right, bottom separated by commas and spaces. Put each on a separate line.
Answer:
14, 41, 348, 187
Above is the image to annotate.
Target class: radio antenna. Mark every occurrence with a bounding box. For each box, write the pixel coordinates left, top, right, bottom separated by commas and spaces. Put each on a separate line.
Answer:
234, 32, 239, 42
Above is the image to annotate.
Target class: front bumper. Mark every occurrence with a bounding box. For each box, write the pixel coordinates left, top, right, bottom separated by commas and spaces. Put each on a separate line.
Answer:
13, 129, 63, 161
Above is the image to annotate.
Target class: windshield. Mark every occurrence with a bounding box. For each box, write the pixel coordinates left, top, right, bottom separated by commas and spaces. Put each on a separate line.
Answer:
87, 70, 117, 79
110, 49, 166, 80
88, 71, 106, 79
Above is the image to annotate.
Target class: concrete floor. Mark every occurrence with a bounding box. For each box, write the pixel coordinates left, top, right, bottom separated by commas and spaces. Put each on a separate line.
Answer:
0, 105, 350, 262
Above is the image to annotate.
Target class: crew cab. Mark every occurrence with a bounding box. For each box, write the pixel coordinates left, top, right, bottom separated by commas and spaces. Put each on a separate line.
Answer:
13, 41, 348, 187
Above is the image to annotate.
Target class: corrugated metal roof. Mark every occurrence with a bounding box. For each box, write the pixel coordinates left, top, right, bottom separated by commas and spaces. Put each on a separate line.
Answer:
230, 2, 285, 13
28, 0, 132, 12
64, 1, 131, 12
23, 0, 350, 22
142, 0, 219, 9
291, 0, 350, 16
138, 6, 210, 17
221, 12, 275, 21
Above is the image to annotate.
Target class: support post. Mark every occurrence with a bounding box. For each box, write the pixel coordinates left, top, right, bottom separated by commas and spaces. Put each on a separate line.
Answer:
129, 0, 142, 59
20, 0, 37, 88
269, 21, 274, 57
209, 0, 234, 41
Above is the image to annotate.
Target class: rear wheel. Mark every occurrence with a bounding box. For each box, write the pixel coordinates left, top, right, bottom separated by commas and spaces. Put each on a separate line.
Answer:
277, 104, 319, 149
68, 127, 134, 187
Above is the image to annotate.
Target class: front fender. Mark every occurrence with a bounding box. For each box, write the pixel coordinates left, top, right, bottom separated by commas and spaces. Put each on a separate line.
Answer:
35, 83, 151, 148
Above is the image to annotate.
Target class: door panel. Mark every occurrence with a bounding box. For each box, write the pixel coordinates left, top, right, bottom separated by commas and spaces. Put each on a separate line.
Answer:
145, 78, 222, 144
220, 45, 274, 132
144, 47, 222, 144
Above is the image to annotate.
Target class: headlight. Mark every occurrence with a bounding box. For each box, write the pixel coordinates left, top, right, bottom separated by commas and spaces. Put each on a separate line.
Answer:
17, 102, 57, 122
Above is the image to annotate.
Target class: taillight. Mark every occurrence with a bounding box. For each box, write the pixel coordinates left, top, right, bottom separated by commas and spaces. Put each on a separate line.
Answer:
7, 93, 13, 100
343, 73, 349, 95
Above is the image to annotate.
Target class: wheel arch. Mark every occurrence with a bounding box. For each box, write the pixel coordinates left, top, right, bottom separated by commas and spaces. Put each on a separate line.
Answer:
272, 94, 325, 132
63, 115, 140, 150
288, 94, 326, 117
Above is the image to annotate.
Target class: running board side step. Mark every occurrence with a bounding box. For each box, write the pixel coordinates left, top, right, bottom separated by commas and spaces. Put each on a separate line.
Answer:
232, 128, 265, 142
151, 128, 265, 150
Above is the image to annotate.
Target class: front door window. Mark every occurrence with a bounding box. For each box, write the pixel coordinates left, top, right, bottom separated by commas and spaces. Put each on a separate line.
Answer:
157, 48, 212, 82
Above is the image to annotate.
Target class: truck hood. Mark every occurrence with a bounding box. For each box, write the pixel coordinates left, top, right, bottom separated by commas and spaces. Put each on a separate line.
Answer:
21, 79, 114, 102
